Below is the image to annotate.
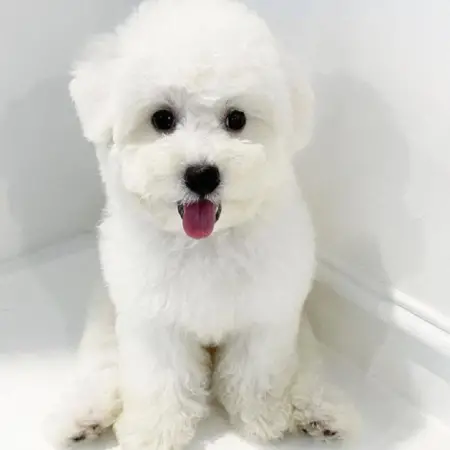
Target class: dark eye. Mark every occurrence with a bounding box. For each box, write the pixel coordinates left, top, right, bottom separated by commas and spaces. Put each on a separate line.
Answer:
151, 109, 177, 132
225, 109, 246, 132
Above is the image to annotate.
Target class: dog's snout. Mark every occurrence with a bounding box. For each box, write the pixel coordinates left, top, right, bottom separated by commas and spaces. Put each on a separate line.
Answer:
184, 164, 220, 196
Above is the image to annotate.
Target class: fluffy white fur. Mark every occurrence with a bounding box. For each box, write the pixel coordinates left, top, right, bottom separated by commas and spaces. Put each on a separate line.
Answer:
47, 1, 354, 449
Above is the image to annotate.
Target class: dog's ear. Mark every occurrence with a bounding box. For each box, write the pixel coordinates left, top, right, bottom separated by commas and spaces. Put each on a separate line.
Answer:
69, 34, 118, 147
284, 56, 315, 154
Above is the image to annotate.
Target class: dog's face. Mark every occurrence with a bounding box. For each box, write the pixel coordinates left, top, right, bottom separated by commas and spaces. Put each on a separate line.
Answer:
70, 0, 313, 239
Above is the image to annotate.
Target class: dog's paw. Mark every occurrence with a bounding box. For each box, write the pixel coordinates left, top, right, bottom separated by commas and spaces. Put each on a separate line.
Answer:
296, 416, 346, 441
64, 420, 105, 444
228, 397, 293, 442
288, 370, 359, 442
114, 415, 190, 450
233, 413, 289, 442
115, 402, 207, 450
47, 410, 111, 447
45, 368, 121, 447
290, 396, 357, 441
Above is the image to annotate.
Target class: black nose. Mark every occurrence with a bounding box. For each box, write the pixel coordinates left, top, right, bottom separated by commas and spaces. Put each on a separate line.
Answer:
184, 164, 220, 196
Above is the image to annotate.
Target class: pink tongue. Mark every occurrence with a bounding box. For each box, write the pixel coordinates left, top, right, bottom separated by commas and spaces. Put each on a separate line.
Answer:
182, 200, 216, 239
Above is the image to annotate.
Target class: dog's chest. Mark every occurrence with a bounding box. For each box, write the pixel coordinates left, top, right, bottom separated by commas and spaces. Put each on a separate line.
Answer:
152, 240, 272, 342
102, 211, 313, 344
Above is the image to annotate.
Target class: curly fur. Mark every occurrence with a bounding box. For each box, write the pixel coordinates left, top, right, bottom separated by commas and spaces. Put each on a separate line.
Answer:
47, 1, 355, 449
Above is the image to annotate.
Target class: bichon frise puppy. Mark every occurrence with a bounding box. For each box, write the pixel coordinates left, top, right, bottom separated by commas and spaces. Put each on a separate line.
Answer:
48, 0, 354, 448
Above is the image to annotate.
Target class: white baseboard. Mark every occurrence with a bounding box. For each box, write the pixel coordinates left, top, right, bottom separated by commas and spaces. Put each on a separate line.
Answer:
316, 255, 450, 357
318, 254, 450, 336
309, 255, 450, 424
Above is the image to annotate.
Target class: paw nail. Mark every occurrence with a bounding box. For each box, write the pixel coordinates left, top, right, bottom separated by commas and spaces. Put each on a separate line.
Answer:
324, 429, 337, 437
71, 433, 86, 442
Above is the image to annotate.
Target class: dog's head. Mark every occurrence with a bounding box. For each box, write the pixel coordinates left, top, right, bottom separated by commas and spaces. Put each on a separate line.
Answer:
70, 0, 313, 239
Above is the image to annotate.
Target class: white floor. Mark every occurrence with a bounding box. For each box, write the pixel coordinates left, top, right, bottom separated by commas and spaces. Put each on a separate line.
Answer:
1, 234, 449, 450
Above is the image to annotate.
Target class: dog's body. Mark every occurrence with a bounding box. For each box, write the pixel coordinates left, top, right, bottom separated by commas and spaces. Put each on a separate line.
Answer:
102, 187, 314, 346
48, 1, 353, 448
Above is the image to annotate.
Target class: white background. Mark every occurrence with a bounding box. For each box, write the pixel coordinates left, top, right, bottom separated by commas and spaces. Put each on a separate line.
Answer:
0, 0, 139, 261
1, 0, 449, 322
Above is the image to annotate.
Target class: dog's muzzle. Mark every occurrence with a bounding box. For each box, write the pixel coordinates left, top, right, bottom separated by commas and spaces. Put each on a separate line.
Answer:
177, 164, 222, 239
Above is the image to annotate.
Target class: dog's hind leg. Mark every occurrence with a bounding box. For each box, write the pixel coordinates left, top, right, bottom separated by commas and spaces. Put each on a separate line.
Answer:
45, 286, 122, 447
288, 314, 358, 441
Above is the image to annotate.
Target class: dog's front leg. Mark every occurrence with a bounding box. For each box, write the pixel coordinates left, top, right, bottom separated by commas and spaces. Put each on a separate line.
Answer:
114, 317, 210, 450
213, 320, 299, 442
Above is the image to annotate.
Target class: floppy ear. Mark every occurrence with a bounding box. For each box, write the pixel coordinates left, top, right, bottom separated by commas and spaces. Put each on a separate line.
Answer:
69, 33, 118, 147
284, 56, 315, 153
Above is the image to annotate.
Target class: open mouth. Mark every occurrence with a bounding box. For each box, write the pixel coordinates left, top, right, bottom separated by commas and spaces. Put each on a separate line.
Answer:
177, 200, 222, 239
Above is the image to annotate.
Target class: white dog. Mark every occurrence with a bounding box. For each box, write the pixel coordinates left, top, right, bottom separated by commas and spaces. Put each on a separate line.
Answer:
48, 0, 353, 448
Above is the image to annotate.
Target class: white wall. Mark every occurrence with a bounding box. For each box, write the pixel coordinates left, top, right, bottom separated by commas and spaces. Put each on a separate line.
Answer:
248, 0, 450, 326
0, 0, 139, 262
